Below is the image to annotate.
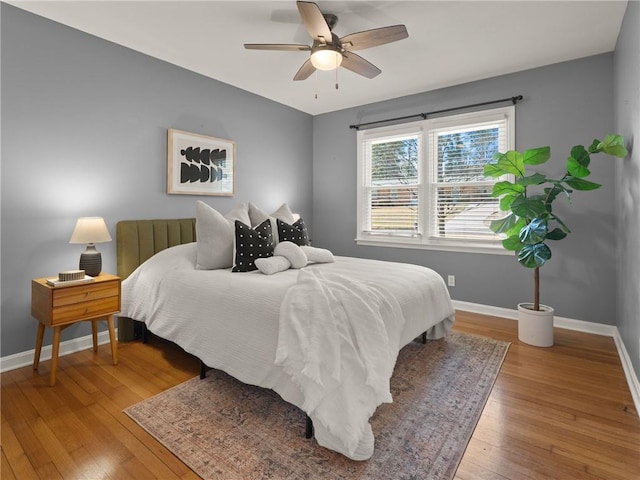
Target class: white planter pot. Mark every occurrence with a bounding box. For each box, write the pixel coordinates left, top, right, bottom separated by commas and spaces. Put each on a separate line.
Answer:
517, 303, 554, 347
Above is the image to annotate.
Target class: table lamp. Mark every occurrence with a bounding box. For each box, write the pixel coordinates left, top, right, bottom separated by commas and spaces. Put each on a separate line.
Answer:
69, 217, 112, 276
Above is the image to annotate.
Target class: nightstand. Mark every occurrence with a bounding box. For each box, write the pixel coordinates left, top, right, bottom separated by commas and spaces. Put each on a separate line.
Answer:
31, 273, 121, 386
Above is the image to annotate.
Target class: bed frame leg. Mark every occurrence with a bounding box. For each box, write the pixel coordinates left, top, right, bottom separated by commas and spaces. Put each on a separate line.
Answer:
305, 415, 314, 439
142, 323, 149, 344
200, 360, 207, 379
422, 331, 427, 344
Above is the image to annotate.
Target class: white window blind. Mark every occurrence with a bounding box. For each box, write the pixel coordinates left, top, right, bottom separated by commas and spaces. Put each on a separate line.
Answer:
427, 115, 511, 241
361, 128, 422, 236
357, 106, 514, 253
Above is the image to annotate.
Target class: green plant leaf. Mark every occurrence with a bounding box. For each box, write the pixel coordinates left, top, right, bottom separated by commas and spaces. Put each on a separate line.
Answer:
567, 155, 591, 178
496, 151, 525, 176
511, 196, 548, 218
519, 217, 547, 245
489, 214, 512, 234
517, 243, 552, 269
502, 235, 523, 251
483, 163, 506, 178
490, 213, 519, 235
529, 195, 553, 216
506, 217, 527, 237
588, 139, 601, 153
598, 134, 628, 158
571, 145, 591, 166
546, 227, 568, 240
565, 177, 601, 191
500, 194, 516, 211
523, 146, 550, 165
492, 181, 524, 197
517, 172, 547, 186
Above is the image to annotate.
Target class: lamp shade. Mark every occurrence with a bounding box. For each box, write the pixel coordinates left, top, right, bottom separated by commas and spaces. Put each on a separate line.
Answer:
69, 217, 112, 244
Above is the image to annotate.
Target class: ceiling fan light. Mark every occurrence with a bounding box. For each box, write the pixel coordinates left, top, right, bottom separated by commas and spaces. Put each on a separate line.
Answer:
310, 48, 343, 71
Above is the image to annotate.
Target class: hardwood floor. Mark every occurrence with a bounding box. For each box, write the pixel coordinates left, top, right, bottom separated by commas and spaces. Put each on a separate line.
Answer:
2, 311, 639, 479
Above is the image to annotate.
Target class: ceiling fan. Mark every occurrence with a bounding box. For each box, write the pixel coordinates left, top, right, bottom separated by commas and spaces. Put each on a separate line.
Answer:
244, 1, 409, 81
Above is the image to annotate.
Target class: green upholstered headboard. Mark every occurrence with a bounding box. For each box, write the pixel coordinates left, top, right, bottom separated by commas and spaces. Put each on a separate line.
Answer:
116, 218, 196, 341
116, 218, 196, 280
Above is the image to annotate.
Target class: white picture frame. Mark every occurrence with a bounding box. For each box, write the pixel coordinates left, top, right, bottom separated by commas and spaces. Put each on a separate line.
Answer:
167, 128, 235, 196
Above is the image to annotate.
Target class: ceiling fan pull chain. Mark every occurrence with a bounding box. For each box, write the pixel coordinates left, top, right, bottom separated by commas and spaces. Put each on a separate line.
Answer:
335, 61, 339, 90
315, 70, 319, 99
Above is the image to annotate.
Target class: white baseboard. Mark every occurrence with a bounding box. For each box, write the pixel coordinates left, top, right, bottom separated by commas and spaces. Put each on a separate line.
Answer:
452, 300, 619, 335
0, 330, 115, 373
613, 329, 640, 418
453, 300, 640, 418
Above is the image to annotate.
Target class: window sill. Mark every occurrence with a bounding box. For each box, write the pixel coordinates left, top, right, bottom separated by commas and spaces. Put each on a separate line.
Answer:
355, 237, 514, 256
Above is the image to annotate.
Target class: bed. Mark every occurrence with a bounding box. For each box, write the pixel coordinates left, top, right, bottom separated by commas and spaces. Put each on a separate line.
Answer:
117, 204, 455, 461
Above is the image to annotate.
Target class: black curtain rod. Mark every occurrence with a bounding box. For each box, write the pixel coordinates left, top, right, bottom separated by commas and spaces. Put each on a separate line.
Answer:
349, 95, 523, 130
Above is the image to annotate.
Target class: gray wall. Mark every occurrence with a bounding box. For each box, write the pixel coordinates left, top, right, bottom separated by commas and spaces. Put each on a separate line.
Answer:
614, 1, 640, 379
313, 54, 618, 326
1, 5, 313, 357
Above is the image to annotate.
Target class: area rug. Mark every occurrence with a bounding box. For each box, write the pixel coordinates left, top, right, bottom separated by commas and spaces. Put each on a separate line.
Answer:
124, 332, 509, 480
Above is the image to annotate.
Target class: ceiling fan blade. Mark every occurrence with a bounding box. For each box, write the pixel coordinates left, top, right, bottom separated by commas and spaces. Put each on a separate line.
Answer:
293, 58, 316, 81
297, 1, 332, 43
340, 25, 409, 51
244, 44, 311, 51
341, 52, 381, 79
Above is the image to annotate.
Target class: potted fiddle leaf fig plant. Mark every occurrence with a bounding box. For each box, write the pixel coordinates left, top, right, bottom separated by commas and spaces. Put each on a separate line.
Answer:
483, 134, 627, 347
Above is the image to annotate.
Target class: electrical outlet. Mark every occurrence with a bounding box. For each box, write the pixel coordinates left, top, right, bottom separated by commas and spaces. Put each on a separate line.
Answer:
447, 275, 455, 287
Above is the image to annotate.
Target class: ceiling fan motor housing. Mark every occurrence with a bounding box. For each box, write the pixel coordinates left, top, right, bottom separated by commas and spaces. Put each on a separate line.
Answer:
323, 13, 338, 31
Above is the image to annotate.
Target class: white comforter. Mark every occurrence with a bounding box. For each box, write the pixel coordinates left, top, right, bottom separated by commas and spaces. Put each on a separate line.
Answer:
121, 242, 455, 460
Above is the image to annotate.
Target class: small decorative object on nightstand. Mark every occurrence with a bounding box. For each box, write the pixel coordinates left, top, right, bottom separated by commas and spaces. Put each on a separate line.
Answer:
69, 217, 112, 276
31, 273, 121, 386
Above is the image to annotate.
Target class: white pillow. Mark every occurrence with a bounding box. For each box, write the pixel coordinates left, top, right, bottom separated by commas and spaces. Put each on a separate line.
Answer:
274, 241, 308, 269
195, 201, 250, 269
248, 202, 295, 242
301, 245, 335, 264
255, 256, 291, 275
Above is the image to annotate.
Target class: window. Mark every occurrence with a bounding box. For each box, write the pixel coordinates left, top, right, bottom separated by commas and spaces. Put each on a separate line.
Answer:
357, 106, 514, 253
359, 126, 423, 237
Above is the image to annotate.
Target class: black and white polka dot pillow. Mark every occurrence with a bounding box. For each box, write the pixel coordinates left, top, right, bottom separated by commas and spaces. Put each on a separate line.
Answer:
232, 220, 275, 272
277, 218, 310, 246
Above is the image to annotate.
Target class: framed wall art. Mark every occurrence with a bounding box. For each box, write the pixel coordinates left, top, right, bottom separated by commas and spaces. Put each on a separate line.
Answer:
167, 128, 235, 196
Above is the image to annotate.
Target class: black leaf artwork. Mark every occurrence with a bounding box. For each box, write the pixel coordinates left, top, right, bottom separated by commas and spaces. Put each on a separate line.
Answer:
179, 146, 227, 184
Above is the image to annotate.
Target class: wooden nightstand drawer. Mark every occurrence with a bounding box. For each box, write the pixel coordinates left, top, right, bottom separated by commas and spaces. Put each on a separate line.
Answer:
53, 281, 119, 307
51, 295, 120, 325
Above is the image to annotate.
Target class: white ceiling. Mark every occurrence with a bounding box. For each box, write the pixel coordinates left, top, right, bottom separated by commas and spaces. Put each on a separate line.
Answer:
9, 1, 628, 115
